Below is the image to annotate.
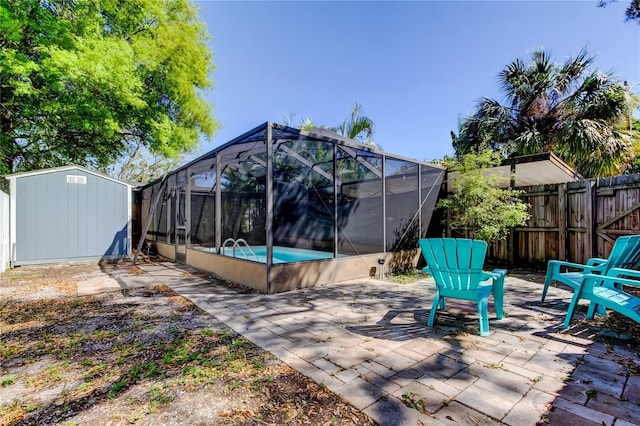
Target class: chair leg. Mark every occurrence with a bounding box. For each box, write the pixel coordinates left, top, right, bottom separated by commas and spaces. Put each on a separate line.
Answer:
491, 272, 506, 320
494, 291, 504, 320
590, 279, 607, 316
586, 301, 606, 319
564, 288, 583, 329
541, 272, 553, 303
478, 299, 489, 337
428, 295, 441, 328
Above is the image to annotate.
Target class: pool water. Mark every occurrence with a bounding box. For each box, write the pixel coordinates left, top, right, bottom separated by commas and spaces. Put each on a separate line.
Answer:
220, 245, 334, 264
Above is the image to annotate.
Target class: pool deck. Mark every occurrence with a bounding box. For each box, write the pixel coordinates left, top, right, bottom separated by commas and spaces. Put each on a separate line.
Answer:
94, 261, 640, 425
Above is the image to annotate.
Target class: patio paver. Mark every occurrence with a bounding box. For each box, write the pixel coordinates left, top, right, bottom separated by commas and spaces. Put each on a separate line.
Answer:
94, 262, 640, 425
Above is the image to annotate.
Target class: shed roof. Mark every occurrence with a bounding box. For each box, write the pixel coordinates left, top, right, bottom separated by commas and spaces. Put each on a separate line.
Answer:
4, 165, 133, 187
448, 152, 582, 189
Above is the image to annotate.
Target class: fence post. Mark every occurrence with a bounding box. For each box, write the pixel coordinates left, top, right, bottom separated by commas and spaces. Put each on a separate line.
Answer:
558, 183, 566, 261
584, 179, 596, 261
508, 161, 516, 267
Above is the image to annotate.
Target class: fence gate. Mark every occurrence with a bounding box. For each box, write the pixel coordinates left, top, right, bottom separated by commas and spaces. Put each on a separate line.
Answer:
474, 174, 640, 268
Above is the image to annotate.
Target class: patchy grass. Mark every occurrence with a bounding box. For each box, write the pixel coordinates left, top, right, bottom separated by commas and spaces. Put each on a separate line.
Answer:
386, 269, 430, 284
400, 391, 427, 413
0, 264, 374, 425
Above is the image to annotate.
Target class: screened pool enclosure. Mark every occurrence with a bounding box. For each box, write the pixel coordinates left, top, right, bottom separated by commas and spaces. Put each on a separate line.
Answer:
138, 122, 445, 293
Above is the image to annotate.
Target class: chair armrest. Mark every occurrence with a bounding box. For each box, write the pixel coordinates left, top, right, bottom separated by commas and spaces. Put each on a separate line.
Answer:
491, 269, 507, 280
586, 258, 608, 267
607, 268, 640, 279
482, 269, 507, 286
582, 273, 640, 291
547, 259, 603, 274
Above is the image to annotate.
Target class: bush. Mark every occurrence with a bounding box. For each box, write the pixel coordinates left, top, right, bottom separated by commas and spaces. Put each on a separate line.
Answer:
438, 150, 530, 243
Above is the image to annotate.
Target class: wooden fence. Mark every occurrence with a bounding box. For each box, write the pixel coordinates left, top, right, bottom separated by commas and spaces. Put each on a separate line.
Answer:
475, 174, 640, 269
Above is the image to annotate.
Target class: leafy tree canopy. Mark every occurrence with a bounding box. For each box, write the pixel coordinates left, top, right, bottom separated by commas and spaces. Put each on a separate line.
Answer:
599, 0, 640, 23
99, 144, 185, 184
452, 49, 636, 177
0, 0, 218, 175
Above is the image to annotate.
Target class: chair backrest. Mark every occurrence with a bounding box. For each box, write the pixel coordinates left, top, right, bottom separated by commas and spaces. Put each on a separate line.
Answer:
419, 238, 488, 291
604, 235, 640, 273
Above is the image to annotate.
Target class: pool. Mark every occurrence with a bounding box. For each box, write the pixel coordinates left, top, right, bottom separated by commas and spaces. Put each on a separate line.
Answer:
220, 245, 334, 263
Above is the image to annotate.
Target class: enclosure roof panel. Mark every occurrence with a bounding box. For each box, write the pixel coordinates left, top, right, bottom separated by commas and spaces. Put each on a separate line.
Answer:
4, 164, 133, 187
141, 122, 445, 189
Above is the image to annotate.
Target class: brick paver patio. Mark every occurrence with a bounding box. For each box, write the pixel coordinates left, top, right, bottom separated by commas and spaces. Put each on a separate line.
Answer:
97, 262, 640, 425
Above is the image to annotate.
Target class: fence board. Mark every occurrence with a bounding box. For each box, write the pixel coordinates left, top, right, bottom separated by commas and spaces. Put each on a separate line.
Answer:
458, 173, 640, 268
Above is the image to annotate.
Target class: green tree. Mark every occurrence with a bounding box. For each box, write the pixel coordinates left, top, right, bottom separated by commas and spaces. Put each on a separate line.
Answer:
453, 49, 635, 177
623, 116, 640, 172
99, 143, 184, 184
0, 0, 218, 175
282, 103, 377, 147
281, 113, 316, 131
282, 103, 375, 143
626, 0, 640, 20
438, 150, 530, 243
330, 102, 375, 146
598, 0, 640, 23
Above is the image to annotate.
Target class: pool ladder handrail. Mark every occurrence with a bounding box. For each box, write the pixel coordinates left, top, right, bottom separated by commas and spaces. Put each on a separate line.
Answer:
221, 238, 259, 261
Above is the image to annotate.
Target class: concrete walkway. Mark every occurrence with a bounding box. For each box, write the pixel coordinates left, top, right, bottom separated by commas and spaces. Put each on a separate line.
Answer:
95, 262, 640, 426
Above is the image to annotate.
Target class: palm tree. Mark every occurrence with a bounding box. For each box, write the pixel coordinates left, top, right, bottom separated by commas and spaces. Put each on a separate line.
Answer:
331, 102, 376, 146
281, 113, 317, 131
281, 103, 377, 147
453, 49, 636, 177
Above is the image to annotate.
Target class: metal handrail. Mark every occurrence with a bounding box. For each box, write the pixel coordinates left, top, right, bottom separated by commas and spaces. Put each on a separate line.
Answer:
221, 238, 236, 256
234, 238, 259, 261
220, 237, 258, 261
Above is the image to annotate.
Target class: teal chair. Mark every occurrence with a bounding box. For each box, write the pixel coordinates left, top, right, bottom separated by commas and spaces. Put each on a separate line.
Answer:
542, 235, 640, 304
564, 269, 640, 329
419, 238, 507, 337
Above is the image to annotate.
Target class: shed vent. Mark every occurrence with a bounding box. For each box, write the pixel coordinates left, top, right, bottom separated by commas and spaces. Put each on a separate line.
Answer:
66, 175, 87, 184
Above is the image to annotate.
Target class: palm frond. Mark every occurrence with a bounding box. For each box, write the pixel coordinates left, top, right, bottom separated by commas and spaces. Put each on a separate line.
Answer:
556, 47, 594, 94
334, 102, 375, 143
569, 72, 633, 122
555, 118, 632, 176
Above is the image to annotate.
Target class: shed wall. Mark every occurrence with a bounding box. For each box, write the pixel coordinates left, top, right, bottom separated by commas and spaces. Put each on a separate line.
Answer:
14, 169, 130, 265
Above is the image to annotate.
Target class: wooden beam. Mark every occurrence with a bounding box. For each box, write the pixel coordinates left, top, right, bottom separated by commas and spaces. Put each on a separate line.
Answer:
596, 202, 640, 231
514, 227, 560, 232
584, 179, 596, 263
595, 231, 617, 245
558, 183, 566, 261
597, 229, 640, 236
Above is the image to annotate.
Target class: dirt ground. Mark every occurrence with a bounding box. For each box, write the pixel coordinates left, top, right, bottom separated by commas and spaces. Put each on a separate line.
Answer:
0, 262, 375, 426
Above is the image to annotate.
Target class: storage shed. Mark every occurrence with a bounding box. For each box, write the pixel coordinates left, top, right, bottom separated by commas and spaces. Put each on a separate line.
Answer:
5, 165, 132, 266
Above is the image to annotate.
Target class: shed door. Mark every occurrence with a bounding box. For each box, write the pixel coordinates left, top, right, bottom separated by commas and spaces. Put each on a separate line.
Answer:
14, 171, 129, 265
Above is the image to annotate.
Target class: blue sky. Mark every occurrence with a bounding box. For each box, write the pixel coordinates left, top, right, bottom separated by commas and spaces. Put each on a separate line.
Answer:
195, 1, 640, 162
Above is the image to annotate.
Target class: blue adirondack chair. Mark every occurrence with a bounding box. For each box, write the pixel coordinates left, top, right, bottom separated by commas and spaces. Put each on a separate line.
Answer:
419, 238, 507, 337
541, 235, 640, 304
564, 269, 640, 329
